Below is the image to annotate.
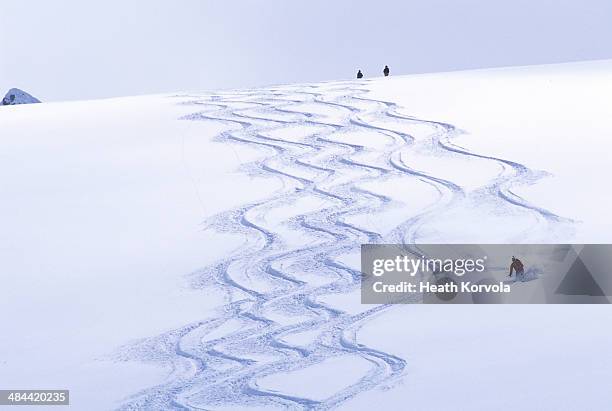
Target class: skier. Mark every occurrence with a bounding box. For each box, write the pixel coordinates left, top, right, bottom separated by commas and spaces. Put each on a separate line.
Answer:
508, 256, 524, 278
383, 65, 390, 77
357, 70, 363, 79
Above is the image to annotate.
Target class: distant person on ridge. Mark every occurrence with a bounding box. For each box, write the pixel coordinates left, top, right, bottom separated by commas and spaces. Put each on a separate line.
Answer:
383, 65, 390, 77
508, 256, 524, 278
357, 70, 363, 79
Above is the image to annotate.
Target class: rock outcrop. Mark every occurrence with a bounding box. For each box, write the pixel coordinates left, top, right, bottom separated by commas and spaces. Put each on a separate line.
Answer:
2, 88, 41, 105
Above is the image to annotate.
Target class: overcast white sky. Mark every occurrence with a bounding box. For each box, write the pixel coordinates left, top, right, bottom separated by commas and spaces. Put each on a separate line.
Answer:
2, 0, 611, 101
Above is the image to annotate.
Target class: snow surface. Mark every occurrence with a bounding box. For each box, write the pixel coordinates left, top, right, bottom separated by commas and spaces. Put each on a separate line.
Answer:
1, 60, 611, 410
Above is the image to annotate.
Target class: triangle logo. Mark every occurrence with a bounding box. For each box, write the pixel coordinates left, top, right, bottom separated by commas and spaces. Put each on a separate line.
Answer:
555, 254, 606, 296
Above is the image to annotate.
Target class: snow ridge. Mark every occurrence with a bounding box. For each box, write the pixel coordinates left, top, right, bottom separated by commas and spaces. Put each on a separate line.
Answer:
113, 81, 573, 410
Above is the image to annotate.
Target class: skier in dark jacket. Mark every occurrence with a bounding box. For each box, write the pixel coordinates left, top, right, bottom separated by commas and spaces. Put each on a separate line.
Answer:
509, 256, 524, 277
383, 65, 390, 77
357, 70, 363, 79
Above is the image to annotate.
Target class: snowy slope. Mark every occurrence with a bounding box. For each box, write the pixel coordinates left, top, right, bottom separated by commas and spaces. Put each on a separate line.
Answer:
1, 61, 612, 410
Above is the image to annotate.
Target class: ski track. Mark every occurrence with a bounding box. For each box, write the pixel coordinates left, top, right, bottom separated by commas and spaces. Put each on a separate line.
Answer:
114, 82, 573, 410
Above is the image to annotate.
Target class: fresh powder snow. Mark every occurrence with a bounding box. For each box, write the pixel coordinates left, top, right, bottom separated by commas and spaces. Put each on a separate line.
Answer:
1, 61, 612, 410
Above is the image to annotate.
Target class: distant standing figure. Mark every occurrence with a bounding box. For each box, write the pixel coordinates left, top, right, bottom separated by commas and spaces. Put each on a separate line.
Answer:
508, 256, 524, 278
383, 65, 390, 77
357, 70, 363, 79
